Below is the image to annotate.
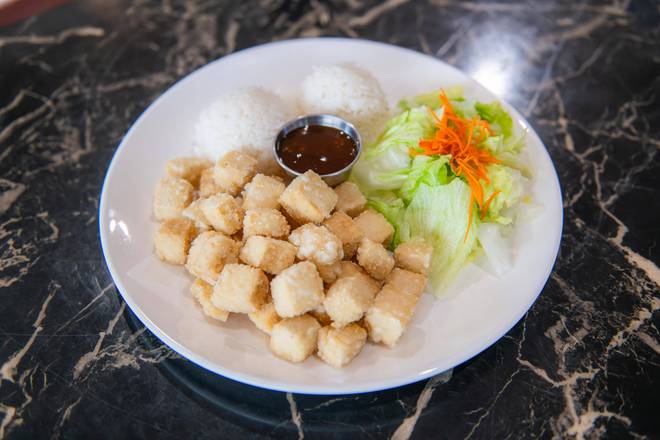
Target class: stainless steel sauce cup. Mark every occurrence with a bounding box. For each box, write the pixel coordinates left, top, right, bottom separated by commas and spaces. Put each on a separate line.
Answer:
274, 114, 362, 186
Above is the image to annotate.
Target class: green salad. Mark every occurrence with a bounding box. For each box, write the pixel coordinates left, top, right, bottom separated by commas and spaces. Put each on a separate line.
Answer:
350, 88, 531, 296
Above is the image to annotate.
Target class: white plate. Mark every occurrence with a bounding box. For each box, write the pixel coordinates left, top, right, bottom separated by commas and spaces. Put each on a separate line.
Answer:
99, 38, 562, 395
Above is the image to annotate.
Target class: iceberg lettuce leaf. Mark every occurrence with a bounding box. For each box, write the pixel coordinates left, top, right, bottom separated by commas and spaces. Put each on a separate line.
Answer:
351, 108, 436, 192
398, 155, 451, 204
482, 164, 525, 224
475, 101, 513, 139
398, 179, 477, 296
366, 192, 405, 247
397, 86, 464, 111
476, 222, 512, 276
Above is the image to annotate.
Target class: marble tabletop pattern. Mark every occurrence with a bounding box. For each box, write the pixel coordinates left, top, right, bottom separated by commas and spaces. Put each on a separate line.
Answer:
0, 0, 658, 438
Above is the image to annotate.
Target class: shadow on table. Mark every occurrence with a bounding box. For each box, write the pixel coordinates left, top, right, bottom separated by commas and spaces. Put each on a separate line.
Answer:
122, 303, 454, 437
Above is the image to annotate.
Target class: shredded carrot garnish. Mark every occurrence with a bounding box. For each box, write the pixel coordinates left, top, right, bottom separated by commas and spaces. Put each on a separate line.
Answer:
413, 90, 501, 240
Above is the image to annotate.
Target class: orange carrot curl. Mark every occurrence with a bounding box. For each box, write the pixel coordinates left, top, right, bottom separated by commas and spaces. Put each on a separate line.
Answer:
413, 90, 501, 240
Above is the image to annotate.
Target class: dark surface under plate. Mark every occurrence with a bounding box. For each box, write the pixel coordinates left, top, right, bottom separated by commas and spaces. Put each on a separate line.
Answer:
1, 1, 659, 439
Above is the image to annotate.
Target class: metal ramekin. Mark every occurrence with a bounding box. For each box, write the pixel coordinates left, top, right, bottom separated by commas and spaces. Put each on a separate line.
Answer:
274, 114, 362, 186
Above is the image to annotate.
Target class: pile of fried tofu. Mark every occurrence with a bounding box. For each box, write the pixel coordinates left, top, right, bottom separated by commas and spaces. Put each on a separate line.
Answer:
153, 151, 433, 368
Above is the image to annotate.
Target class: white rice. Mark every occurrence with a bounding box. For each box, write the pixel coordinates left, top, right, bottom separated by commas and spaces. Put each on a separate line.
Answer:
299, 64, 389, 143
194, 87, 294, 173
193, 65, 388, 173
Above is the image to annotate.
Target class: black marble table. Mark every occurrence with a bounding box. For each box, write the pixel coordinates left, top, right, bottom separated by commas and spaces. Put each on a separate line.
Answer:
1, 1, 658, 438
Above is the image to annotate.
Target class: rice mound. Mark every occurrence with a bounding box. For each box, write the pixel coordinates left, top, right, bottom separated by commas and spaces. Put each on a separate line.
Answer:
300, 64, 389, 143
195, 87, 293, 173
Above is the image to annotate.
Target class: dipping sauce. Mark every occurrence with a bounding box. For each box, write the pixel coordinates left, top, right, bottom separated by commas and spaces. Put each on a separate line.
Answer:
276, 125, 358, 175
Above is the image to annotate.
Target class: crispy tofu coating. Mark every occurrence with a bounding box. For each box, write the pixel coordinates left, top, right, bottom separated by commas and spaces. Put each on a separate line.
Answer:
190, 278, 229, 321
270, 314, 321, 362
394, 241, 433, 275
354, 209, 394, 245
185, 231, 240, 284
289, 224, 343, 266
317, 324, 367, 368
324, 275, 379, 328
309, 304, 333, 326
243, 208, 290, 238
323, 211, 364, 258
271, 261, 324, 318
239, 235, 297, 275
199, 167, 224, 198
213, 151, 258, 196
166, 157, 212, 186
356, 238, 395, 281
200, 193, 244, 235
315, 261, 342, 284
242, 174, 286, 211
364, 268, 427, 348
153, 176, 194, 221
182, 198, 209, 229
385, 267, 428, 294
333, 181, 366, 217
279, 170, 337, 224
338, 261, 381, 293
248, 302, 281, 335
154, 218, 197, 265
339, 261, 365, 278
154, 149, 435, 367
212, 263, 269, 313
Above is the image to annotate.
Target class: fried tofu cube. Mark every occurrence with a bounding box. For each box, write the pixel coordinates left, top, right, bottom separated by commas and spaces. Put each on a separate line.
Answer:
166, 157, 212, 186
315, 261, 342, 284
271, 261, 324, 318
317, 324, 367, 368
213, 151, 258, 196
364, 268, 427, 348
182, 199, 209, 229
154, 218, 197, 265
323, 211, 364, 258
339, 261, 382, 292
339, 261, 365, 278
288, 224, 343, 265
248, 302, 281, 335
333, 181, 366, 217
279, 170, 337, 224
354, 209, 394, 245
243, 209, 290, 238
323, 274, 379, 327
269, 314, 321, 362
199, 167, 223, 198
153, 176, 194, 221
190, 278, 229, 321
211, 263, 269, 313
199, 193, 243, 235
242, 174, 286, 210
310, 304, 333, 326
385, 267, 428, 292
185, 231, 240, 284
356, 238, 394, 280
394, 241, 433, 275
239, 236, 297, 275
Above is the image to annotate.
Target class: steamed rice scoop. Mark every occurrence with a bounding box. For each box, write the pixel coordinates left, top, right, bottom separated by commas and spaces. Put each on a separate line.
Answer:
193, 65, 389, 176
194, 87, 295, 174
299, 64, 389, 143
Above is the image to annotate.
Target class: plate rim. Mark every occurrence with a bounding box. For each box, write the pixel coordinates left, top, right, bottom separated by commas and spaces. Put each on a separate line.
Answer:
99, 37, 563, 395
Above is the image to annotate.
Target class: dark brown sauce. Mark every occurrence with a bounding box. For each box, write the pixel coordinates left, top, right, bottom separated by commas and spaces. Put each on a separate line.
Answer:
277, 125, 357, 175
